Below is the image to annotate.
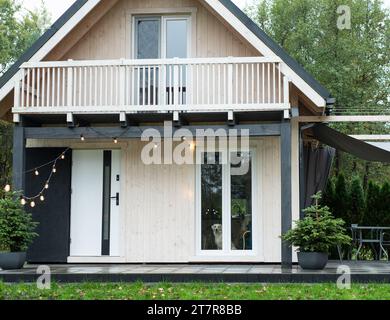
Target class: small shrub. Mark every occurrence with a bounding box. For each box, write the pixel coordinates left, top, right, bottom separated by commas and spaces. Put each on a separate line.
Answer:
282, 192, 351, 253
0, 192, 38, 252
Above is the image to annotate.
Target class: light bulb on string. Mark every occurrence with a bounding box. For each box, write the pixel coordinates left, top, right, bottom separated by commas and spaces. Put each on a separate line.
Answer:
30, 201, 36, 208
4, 184, 11, 192
61, 154, 65, 160
80, 134, 85, 141
20, 198, 26, 206
34, 169, 39, 176
113, 137, 118, 144
40, 195, 45, 202
154, 143, 158, 149
52, 166, 57, 173
45, 183, 49, 189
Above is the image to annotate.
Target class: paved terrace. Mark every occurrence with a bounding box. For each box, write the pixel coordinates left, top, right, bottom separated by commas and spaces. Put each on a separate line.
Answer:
1, 261, 390, 283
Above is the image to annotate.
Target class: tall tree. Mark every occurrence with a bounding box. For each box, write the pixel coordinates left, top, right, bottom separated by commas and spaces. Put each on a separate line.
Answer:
349, 175, 366, 224
246, 0, 390, 185
0, 0, 51, 189
0, 0, 51, 75
364, 180, 382, 225
333, 173, 351, 224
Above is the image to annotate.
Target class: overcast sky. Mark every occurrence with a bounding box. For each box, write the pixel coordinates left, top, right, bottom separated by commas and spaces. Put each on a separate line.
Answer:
22, 0, 390, 21
21, 0, 251, 20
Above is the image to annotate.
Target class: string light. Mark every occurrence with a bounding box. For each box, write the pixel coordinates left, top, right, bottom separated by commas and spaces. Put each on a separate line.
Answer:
3, 148, 71, 208
154, 143, 158, 149
80, 134, 85, 141
113, 137, 118, 144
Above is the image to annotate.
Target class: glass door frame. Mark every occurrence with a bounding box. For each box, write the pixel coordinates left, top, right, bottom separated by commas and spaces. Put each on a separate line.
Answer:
195, 146, 259, 257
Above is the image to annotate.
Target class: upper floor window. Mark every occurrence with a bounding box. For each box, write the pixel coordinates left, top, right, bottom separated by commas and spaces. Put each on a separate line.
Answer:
134, 16, 190, 59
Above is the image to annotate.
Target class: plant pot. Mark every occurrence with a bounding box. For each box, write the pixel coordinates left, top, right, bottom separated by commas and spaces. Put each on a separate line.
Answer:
297, 252, 328, 270
0, 252, 27, 270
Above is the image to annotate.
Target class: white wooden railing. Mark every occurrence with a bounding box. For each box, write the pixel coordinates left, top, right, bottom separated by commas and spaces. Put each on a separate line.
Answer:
13, 57, 290, 114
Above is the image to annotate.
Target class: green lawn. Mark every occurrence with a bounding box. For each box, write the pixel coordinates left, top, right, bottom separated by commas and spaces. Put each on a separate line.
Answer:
1, 282, 390, 300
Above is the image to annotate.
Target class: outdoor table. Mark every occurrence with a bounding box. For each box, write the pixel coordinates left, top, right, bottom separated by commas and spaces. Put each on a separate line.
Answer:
352, 226, 390, 260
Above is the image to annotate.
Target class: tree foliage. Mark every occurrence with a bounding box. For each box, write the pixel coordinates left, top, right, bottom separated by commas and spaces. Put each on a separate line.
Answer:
323, 174, 390, 226
0, 0, 51, 75
349, 175, 365, 224
0, 191, 38, 252
246, 0, 390, 185
0, 0, 51, 188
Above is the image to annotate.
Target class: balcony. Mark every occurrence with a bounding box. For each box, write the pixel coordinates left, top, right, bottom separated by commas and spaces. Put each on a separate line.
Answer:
12, 57, 290, 118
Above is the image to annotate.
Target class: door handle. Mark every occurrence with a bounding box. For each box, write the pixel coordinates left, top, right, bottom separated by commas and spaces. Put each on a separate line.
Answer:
110, 193, 119, 206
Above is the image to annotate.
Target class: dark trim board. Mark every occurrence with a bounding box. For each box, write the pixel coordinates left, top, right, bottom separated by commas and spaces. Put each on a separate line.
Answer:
23, 124, 282, 139
280, 121, 292, 267
12, 125, 26, 191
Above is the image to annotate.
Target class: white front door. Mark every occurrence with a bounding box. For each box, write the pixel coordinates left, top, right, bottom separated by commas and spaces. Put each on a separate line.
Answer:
70, 150, 121, 257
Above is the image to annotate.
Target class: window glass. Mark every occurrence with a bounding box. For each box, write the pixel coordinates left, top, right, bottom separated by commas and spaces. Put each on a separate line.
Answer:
165, 19, 188, 58
230, 152, 252, 250
136, 18, 160, 59
201, 153, 223, 250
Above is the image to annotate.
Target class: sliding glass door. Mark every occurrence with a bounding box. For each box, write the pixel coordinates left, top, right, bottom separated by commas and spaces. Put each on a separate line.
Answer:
197, 151, 255, 254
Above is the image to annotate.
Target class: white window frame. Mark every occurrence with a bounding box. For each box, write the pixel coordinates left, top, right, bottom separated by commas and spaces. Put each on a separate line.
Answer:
131, 14, 192, 59
195, 146, 258, 257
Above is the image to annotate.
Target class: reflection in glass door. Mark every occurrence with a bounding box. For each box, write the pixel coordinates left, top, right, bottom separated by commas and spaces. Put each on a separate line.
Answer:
230, 152, 252, 250
198, 151, 254, 254
201, 153, 223, 250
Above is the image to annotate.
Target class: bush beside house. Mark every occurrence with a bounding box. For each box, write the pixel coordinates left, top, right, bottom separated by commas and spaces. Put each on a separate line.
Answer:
323, 173, 390, 227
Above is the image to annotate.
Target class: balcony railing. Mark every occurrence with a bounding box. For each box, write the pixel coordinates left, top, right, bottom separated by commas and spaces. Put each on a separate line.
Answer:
13, 57, 290, 114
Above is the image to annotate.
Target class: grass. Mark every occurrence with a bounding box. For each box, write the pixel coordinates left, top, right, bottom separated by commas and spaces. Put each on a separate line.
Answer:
1, 282, 390, 300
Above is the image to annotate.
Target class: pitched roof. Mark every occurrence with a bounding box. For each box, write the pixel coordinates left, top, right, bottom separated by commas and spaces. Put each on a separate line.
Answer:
0, 0, 334, 105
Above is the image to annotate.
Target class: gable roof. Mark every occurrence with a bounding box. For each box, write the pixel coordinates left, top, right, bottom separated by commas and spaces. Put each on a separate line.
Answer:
0, 0, 334, 107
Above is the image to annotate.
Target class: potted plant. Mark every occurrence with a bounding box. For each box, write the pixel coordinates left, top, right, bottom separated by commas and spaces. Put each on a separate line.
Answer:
0, 191, 38, 270
282, 192, 351, 270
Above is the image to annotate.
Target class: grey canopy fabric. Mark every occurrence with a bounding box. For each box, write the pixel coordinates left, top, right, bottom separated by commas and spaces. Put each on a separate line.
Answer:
311, 124, 390, 163
302, 145, 335, 209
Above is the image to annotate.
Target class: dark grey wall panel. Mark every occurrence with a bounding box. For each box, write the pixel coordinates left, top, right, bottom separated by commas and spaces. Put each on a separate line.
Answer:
25, 148, 72, 263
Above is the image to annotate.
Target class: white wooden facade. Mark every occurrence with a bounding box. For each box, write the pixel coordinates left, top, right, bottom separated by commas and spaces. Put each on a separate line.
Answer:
0, 0, 332, 264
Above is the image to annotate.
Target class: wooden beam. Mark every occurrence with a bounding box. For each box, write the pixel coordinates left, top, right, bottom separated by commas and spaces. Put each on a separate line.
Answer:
298, 115, 390, 123
67, 113, 75, 128
120, 112, 128, 128
281, 120, 292, 268
12, 125, 26, 192
24, 123, 282, 140
227, 111, 236, 126
349, 135, 390, 141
